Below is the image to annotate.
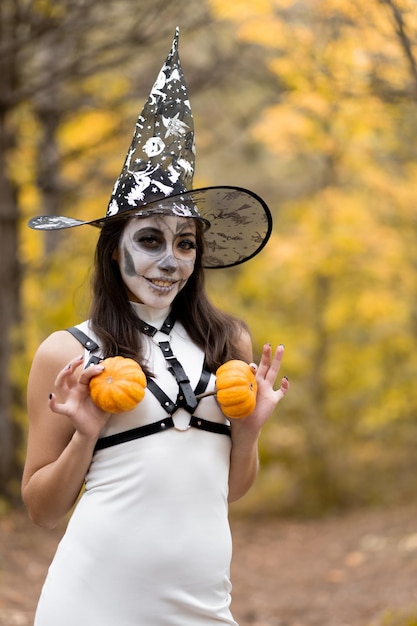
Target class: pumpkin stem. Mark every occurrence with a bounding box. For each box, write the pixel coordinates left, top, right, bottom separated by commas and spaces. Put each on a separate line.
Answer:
195, 390, 217, 400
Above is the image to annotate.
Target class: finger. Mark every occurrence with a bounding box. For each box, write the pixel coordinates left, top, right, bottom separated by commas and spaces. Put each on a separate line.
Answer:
78, 363, 105, 386
54, 355, 84, 388
48, 392, 71, 417
280, 376, 289, 395
259, 344, 285, 384
272, 344, 285, 368
274, 377, 290, 404
256, 343, 273, 378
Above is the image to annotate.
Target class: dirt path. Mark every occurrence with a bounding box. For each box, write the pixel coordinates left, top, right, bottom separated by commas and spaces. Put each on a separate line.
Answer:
1, 505, 417, 626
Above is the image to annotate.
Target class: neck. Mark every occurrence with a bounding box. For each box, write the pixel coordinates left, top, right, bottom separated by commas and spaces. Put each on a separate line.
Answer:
129, 301, 172, 329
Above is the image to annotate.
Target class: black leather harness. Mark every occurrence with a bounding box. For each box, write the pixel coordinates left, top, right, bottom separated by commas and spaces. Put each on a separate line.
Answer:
67, 317, 231, 451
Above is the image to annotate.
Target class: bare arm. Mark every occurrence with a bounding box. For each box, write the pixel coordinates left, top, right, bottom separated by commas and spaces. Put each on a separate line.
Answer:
228, 331, 289, 503
21, 331, 110, 529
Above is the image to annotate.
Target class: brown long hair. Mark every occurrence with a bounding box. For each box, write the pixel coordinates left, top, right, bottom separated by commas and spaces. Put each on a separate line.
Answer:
89, 216, 249, 374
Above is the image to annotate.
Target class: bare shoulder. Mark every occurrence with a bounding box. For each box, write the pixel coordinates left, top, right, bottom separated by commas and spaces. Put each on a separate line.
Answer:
26, 329, 86, 451
28, 329, 86, 406
32, 329, 85, 370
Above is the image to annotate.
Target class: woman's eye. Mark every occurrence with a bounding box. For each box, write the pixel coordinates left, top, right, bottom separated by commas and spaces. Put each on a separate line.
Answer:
178, 239, 196, 251
137, 236, 160, 247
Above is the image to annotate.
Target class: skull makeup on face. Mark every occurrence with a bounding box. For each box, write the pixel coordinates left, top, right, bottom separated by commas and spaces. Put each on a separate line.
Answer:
114, 215, 197, 308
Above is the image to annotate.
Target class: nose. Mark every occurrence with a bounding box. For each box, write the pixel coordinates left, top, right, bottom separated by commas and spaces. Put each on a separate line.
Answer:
157, 253, 179, 274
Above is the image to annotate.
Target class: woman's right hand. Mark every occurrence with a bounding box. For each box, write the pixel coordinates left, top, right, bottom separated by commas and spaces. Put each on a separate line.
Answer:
49, 355, 111, 441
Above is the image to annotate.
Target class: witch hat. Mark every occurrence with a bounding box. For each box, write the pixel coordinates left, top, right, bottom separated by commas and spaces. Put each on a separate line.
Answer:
28, 28, 272, 268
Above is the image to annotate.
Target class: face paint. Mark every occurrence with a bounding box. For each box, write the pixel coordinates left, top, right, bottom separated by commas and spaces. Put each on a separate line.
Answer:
115, 215, 197, 308
123, 247, 136, 277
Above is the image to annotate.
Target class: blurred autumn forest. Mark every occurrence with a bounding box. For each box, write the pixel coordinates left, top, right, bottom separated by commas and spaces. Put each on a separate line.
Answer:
1, 0, 417, 517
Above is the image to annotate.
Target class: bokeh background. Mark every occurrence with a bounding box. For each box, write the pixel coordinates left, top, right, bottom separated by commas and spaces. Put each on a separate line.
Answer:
4, 1, 417, 625
2, 0, 417, 517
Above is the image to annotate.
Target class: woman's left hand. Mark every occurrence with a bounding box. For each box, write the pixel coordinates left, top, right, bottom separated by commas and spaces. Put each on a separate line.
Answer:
233, 343, 289, 434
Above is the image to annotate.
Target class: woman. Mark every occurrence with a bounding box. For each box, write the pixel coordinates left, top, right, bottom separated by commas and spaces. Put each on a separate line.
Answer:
22, 30, 289, 626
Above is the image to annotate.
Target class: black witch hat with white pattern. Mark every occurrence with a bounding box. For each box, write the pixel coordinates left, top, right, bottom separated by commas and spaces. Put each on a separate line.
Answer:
28, 28, 272, 268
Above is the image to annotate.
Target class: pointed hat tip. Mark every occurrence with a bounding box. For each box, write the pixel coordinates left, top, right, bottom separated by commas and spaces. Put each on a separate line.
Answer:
173, 26, 180, 48
170, 26, 180, 54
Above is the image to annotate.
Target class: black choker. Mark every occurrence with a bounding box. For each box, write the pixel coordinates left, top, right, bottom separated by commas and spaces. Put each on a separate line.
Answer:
135, 313, 175, 337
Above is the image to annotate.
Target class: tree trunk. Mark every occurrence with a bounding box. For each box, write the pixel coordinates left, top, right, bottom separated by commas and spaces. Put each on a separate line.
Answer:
0, 0, 23, 497
0, 113, 21, 495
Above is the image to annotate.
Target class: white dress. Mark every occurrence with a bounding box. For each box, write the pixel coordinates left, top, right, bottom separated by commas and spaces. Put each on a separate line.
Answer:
34, 303, 238, 626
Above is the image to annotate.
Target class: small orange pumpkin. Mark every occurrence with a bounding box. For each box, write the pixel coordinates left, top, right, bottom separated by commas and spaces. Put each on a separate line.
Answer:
89, 356, 147, 413
215, 359, 257, 419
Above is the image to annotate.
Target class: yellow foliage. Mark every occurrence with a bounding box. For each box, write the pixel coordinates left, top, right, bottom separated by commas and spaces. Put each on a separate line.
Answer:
59, 110, 117, 153
81, 75, 129, 103
33, 0, 65, 18
251, 103, 312, 153
209, 0, 274, 21
237, 17, 286, 48
354, 289, 409, 326
7, 106, 40, 186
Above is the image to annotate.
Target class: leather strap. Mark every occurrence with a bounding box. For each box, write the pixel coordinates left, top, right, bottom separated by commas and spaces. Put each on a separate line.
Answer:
158, 341, 198, 413
94, 415, 231, 452
66, 327, 101, 367
146, 378, 177, 415
194, 359, 211, 396
94, 417, 175, 451
135, 313, 175, 337
66, 327, 99, 351
189, 416, 231, 437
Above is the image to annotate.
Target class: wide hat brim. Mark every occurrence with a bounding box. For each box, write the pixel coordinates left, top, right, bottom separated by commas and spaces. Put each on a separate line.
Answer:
28, 185, 272, 269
